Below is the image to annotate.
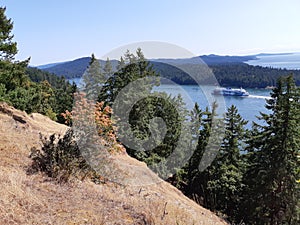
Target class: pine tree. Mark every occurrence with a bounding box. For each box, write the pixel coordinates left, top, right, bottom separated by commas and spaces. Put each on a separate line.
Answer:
181, 104, 219, 208
0, 7, 17, 60
98, 49, 160, 155
117, 56, 125, 71
208, 105, 247, 222
98, 48, 159, 106
82, 53, 104, 100
167, 102, 203, 188
0, 6, 30, 103
243, 75, 300, 224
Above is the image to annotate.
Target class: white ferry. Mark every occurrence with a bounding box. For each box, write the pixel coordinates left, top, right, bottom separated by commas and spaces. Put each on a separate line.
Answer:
212, 87, 249, 96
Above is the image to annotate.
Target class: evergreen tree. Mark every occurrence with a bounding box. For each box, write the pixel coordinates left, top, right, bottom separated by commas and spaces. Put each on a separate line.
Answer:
243, 75, 300, 224
103, 57, 113, 79
207, 105, 247, 222
0, 6, 30, 104
127, 93, 190, 178
180, 104, 219, 208
53, 78, 77, 123
98, 49, 195, 179
117, 56, 125, 71
98, 48, 159, 106
0, 7, 17, 60
82, 53, 104, 100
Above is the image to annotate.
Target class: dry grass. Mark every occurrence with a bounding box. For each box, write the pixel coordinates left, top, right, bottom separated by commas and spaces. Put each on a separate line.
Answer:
0, 102, 228, 225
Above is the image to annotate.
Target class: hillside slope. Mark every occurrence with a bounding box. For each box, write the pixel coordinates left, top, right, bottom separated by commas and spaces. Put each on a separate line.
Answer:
0, 102, 227, 225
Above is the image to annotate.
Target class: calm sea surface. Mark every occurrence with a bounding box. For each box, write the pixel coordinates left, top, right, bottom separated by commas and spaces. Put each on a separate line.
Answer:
69, 77, 271, 128
246, 53, 300, 70
153, 84, 270, 128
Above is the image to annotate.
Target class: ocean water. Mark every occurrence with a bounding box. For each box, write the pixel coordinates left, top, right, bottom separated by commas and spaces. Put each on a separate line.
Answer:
153, 84, 270, 128
246, 53, 300, 70
69, 77, 271, 128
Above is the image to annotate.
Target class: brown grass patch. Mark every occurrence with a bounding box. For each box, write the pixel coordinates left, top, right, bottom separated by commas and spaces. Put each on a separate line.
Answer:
0, 102, 227, 224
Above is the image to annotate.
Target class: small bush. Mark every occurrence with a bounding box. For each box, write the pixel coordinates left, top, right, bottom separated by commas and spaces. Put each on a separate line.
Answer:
28, 129, 97, 183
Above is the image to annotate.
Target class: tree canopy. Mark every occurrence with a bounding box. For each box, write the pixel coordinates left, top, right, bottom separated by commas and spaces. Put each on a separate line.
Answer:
0, 7, 76, 122
0, 7, 17, 60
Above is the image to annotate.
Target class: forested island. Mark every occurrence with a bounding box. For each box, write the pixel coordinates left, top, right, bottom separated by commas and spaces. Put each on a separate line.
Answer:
39, 54, 300, 88
1, 6, 299, 225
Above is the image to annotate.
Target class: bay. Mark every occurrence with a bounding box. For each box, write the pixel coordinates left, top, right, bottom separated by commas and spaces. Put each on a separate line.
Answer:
246, 52, 300, 70
69, 77, 271, 128
153, 84, 270, 128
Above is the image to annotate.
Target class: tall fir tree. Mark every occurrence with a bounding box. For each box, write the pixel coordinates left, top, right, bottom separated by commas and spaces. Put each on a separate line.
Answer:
117, 56, 125, 71
179, 104, 219, 208
207, 105, 247, 222
0, 7, 17, 60
98, 48, 159, 106
243, 75, 300, 224
103, 57, 113, 80
82, 53, 104, 100
128, 93, 191, 178
0, 6, 30, 104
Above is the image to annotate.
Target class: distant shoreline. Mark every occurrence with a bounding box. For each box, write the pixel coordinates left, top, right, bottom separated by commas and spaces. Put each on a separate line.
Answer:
245, 52, 300, 70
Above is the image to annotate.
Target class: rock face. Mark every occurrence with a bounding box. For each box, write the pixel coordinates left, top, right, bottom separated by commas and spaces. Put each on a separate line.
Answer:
0, 102, 228, 225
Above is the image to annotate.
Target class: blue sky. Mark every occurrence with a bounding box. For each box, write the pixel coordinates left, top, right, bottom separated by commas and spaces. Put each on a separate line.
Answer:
2, 0, 300, 65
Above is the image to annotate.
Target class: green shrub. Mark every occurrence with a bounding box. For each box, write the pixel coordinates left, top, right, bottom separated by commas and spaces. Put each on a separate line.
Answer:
28, 129, 98, 183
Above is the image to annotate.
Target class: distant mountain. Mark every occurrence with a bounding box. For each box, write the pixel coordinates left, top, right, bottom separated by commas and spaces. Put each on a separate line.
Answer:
39, 57, 119, 79
37, 62, 65, 69
39, 57, 91, 78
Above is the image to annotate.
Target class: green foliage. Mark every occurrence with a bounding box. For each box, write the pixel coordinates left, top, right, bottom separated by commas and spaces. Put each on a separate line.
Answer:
1, 65, 76, 122
0, 7, 17, 60
97, 49, 196, 178
127, 94, 190, 177
0, 7, 30, 103
98, 48, 160, 106
169, 103, 249, 223
207, 105, 247, 222
28, 129, 97, 183
169, 104, 216, 206
0, 83, 7, 101
151, 61, 300, 88
26, 67, 77, 122
212, 63, 300, 88
242, 75, 300, 224
173, 77, 299, 224
82, 53, 106, 100
0, 57, 29, 91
